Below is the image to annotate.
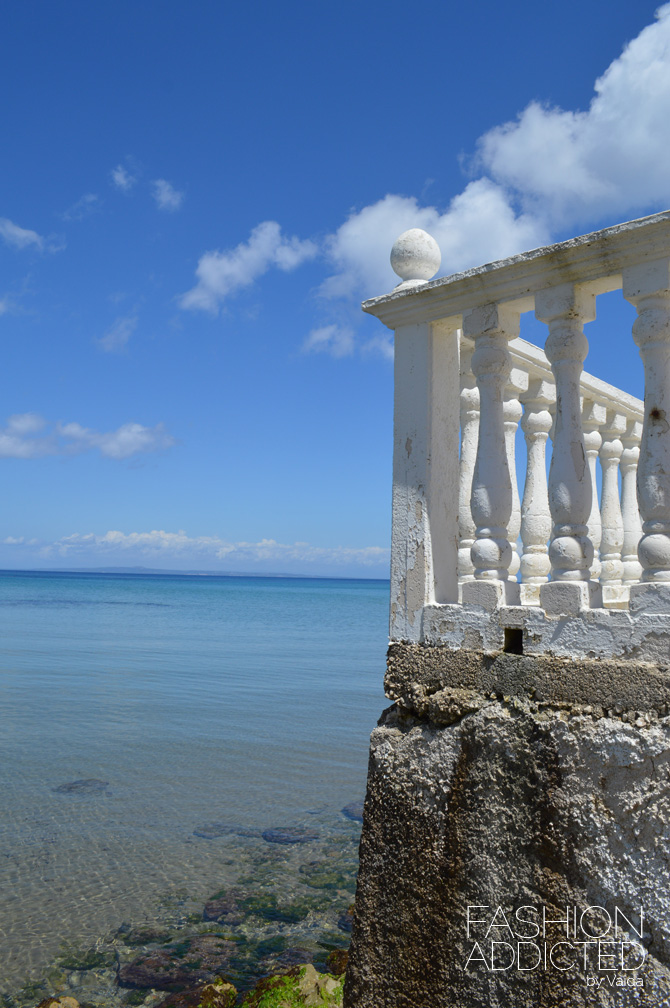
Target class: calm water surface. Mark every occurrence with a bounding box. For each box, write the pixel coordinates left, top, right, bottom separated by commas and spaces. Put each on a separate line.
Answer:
0, 571, 388, 990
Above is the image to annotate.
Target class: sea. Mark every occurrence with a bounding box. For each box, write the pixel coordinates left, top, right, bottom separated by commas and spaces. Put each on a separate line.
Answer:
0, 570, 388, 999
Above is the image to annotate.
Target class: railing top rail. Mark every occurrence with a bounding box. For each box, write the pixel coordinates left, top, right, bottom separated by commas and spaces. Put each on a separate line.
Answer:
363, 209, 670, 329
508, 337, 644, 420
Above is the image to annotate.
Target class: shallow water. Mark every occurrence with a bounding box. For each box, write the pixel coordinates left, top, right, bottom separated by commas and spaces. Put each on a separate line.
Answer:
0, 571, 388, 993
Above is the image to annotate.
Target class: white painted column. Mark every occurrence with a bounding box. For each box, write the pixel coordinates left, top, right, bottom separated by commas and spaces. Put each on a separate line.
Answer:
519, 378, 553, 604
582, 400, 605, 581
535, 284, 599, 612
461, 303, 521, 608
504, 369, 527, 578
623, 259, 670, 600
458, 338, 478, 583
621, 418, 643, 585
390, 320, 461, 641
599, 410, 627, 606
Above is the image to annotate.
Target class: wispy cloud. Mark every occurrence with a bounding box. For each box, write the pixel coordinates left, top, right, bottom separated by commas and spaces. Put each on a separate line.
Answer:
180, 221, 317, 313
96, 314, 138, 353
302, 324, 355, 358
0, 217, 46, 251
0, 413, 175, 460
31, 527, 388, 571
152, 179, 184, 211
110, 164, 137, 191
60, 193, 101, 222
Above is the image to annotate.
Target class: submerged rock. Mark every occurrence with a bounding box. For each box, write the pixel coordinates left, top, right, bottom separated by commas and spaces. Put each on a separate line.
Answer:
325, 949, 349, 976
340, 801, 364, 823
118, 935, 237, 991
336, 905, 354, 933
36, 999, 80, 1008
52, 779, 109, 794
258, 947, 314, 975
261, 827, 319, 845
203, 889, 246, 924
116, 923, 174, 945
155, 977, 237, 1008
298, 862, 348, 889
242, 964, 343, 1007
193, 822, 262, 840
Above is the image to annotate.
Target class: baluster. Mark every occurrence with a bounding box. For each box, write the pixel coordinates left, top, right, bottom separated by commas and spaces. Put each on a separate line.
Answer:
504, 369, 527, 578
458, 338, 478, 583
620, 418, 643, 585
519, 379, 553, 604
582, 400, 605, 580
535, 284, 599, 611
599, 410, 627, 606
461, 303, 520, 607
623, 260, 670, 601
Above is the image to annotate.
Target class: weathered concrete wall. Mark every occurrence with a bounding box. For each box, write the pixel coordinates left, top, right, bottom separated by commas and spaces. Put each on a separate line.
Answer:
344, 647, 670, 1008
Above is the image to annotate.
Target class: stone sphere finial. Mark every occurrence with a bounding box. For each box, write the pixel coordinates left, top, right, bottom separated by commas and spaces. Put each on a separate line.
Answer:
390, 229, 441, 288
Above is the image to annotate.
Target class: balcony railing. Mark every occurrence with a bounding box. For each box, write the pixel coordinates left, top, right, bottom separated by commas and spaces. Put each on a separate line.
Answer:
364, 210, 670, 663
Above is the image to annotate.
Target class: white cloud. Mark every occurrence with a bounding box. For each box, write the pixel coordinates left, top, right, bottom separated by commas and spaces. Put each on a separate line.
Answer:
180, 220, 318, 313
321, 183, 547, 302
0, 413, 175, 460
318, 4, 670, 313
477, 3, 670, 227
97, 314, 138, 353
0, 217, 45, 251
152, 179, 184, 211
57, 421, 175, 459
36, 527, 388, 571
302, 324, 355, 358
0, 414, 52, 458
111, 164, 137, 191
61, 193, 101, 222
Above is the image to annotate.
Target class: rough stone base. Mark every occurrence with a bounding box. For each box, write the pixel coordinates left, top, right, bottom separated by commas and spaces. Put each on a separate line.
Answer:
344, 648, 670, 1008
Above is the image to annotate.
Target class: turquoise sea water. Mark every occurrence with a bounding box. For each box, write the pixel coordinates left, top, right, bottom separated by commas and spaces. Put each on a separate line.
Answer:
0, 570, 388, 992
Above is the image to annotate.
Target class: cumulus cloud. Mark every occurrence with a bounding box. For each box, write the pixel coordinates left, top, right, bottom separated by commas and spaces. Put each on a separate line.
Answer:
321, 183, 548, 301
97, 314, 138, 353
61, 193, 101, 222
0, 217, 45, 251
111, 164, 137, 191
0, 413, 175, 460
36, 527, 388, 571
180, 221, 318, 313
173, 8, 670, 358
152, 179, 184, 211
478, 2, 670, 227
318, 4, 670, 306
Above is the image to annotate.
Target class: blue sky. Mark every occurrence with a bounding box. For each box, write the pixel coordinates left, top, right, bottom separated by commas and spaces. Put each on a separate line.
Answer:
0, 0, 668, 576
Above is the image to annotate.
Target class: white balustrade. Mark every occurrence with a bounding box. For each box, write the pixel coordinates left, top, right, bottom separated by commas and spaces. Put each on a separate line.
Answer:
599, 411, 627, 606
582, 400, 604, 580
458, 339, 478, 583
621, 419, 643, 585
536, 286, 596, 606
519, 379, 553, 604
367, 213, 670, 650
462, 303, 520, 605
624, 260, 670, 588
504, 370, 527, 578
